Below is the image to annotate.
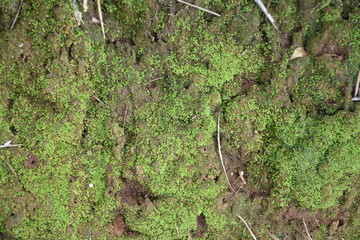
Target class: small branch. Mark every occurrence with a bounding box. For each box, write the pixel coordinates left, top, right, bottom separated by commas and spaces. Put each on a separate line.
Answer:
144, 77, 163, 85
91, 91, 105, 105
217, 113, 236, 192
303, 217, 313, 240
0, 140, 22, 148
123, 106, 128, 127
177, 0, 221, 17
354, 70, 360, 98
253, 0, 279, 31
5, 161, 19, 181
10, 0, 24, 31
96, 0, 106, 39
83, 0, 89, 12
265, 229, 280, 240
237, 215, 257, 240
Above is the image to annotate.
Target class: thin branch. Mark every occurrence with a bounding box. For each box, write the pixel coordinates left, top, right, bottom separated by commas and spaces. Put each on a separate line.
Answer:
253, 0, 279, 31
96, 0, 106, 39
177, 0, 221, 17
265, 229, 280, 240
0, 140, 22, 148
217, 113, 236, 192
303, 217, 313, 240
5, 161, 19, 181
83, 0, 89, 12
144, 77, 163, 85
10, 0, 24, 31
237, 215, 257, 240
354, 70, 360, 98
123, 106, 128, 127
91, 91, 105, 105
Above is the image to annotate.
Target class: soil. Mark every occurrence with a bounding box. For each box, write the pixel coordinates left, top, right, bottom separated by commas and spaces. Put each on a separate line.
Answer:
118, 179, 152, 207
24, 155, 40, 169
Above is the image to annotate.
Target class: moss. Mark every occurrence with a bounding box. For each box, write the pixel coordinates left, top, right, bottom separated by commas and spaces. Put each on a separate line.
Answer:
0, 0, 360, 239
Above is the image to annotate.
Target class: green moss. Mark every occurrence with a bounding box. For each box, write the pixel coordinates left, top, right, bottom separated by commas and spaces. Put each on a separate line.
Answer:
1, 0, 360, 239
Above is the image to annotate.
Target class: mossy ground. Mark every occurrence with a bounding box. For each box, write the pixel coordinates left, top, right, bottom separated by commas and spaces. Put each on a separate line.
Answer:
0, 0, 359, 239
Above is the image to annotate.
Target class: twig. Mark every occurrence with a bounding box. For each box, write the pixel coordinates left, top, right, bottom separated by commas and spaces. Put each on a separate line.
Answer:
265, 229, 280, 240
96, 0, 106, 39
4, 161, 19, 181
91, 91, 105, 105
83, 0, 89, 12
0, 140, 22, 148
10, 0, 23, 31
177, 0, 221, 17
123, 106, 128, 127
144, 77, 163, 85
217, 113, 236, 192
303, 217, 313, 240
253, 0, 279, 31
354, 70, 360, 98
237, 215, 257, 240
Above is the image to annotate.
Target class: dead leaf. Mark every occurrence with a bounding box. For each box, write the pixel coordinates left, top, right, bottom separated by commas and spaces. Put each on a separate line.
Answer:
290, 47, 307, 60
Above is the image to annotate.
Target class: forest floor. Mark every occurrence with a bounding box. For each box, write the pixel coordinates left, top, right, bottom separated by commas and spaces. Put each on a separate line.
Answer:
0, 0, 359, 239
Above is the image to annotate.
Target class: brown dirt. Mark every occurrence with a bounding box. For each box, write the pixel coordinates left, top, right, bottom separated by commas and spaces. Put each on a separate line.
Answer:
193, 213, 207, 238
241, 78, 257, 95
315, 40, 347, 60
110, 214, 138, 237
118, 179, 151, 206
25, 155, 40, 169
111, 214, 128, 237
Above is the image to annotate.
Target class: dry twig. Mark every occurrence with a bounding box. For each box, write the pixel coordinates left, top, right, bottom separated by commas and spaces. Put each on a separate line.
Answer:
353, 70, 360, 98
265, 229, 280, 240
0, 140, 22, 148
83, 0, 89, 12
5, 161, 19, 181
96, 0, 106, 39
217, 113, 235, 192
123, 106, 128, 127
10, 0, 23, 30
253, 0, 279, 31
144, 77, 163, 85
303, 217, 313, 240
237, 215, 257, 240
177, 0, 221, 17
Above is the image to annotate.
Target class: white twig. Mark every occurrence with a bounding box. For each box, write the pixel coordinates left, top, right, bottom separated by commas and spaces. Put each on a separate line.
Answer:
253, 0, 279, 31
303, 217, 313, 240
354, 70, 360, 98
83, 0, 89, 12
177, 0, 221, 17
0, 140, 22, 148
237, 215, 257, 240
97, 0, 106, 39
10, 0, 23, 30
217, 113, 235, 192
73, 0, 84, 25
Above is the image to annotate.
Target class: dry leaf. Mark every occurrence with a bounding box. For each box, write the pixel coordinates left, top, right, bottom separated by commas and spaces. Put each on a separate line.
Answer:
290, 47, 307, 60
